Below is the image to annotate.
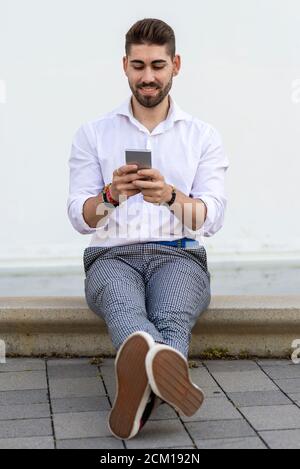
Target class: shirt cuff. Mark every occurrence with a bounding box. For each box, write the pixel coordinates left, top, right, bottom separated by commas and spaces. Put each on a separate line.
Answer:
68, 195, 98, 235
195, 195, 217, 236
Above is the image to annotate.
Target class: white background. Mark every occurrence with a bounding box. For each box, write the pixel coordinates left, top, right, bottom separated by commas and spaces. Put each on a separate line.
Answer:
1, 0, 300, 269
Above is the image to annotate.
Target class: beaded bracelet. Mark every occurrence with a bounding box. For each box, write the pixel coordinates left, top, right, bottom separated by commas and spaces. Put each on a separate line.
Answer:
102, 183, 119, 207
167, 185, 177, 206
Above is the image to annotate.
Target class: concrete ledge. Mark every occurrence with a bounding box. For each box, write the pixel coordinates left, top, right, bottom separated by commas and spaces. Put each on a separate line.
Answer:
1, 296, 300, 357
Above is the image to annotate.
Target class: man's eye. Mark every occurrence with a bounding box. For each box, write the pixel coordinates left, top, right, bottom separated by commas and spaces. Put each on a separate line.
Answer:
133, 67, 164, 70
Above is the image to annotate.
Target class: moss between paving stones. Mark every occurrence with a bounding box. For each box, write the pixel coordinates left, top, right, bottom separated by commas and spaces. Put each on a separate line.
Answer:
5, 349, 292, 360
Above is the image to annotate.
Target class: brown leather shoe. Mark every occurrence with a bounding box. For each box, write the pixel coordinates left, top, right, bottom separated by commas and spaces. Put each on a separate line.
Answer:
108, 331, 155, 440
145, 344, 205, 417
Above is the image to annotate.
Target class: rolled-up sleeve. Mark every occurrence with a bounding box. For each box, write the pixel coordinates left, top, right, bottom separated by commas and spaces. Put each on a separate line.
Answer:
67, 123, 105, 235
189, 126, 229, 237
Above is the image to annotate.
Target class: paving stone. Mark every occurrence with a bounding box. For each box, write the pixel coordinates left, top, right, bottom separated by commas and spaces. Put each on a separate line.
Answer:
53, 411, 111, 439
0, 418, 52, 439
256, 360, 291, 367
126, 420, 193, 449
47, 358, 93, 367
149, 402, 178, 420
98, 360, 112, 372
275, 379, 300, 393
156, 446, 196, 449
103, 385, 115, 402
101, 372, 116, 400
0, 359, 46, 372
262, 366, 300, 380
48, 364, 100, 379
200, 387, 225, 398
100, 358, 115, 368
0, 371, 47, 392
189, 367, 218, 388
204, 361, 259, 373
195, 437, 266, 449
228, 390, 291, 407
211, 370, 277, 392
101, 367, 115, 380
0, 437, 54, 449
56, 437, 123, 449
287, 393, 300, 404
260, 429, 300, 449
240, 405, 300, 430
181, 397, 241, 422
49, 377, 105, 399
4, 358, 299, 449
0, 389, 48, 405
51, 396, 110, 413
0, 403, 50, 420
100, 362, 115, 376
185, 419, 256, 440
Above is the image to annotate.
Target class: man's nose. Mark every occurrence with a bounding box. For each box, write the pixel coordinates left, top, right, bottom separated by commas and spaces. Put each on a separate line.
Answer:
141, 67, 156, 84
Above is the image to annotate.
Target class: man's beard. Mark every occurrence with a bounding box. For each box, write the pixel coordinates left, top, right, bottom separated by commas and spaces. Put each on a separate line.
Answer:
129, 76, 173, 108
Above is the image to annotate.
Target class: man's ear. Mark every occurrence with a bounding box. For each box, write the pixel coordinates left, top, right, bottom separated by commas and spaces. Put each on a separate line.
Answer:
123, 56, 128, 74
173, 54, 181, 76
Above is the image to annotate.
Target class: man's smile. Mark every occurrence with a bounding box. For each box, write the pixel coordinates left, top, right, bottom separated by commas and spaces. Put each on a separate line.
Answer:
139, 87, 159, 95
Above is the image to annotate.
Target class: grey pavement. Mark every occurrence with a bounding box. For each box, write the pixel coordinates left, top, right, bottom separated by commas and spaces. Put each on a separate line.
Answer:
1, 358, 300, 449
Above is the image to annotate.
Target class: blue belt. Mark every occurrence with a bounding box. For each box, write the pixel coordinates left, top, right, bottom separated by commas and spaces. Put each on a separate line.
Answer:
147, 237, 199, 248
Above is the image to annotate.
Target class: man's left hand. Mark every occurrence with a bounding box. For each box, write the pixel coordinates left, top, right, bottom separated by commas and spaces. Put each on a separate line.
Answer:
132, 169, 173, 205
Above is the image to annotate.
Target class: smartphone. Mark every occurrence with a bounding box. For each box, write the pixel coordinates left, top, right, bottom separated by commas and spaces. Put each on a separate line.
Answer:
125, 149, 152, 170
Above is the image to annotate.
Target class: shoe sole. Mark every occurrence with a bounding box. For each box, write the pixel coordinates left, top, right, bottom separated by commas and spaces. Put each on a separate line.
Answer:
108, 332, 155, 440
146, 345, 205, 417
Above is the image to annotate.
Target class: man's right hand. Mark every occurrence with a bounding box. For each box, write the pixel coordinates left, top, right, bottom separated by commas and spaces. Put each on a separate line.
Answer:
110, 165, 142, 202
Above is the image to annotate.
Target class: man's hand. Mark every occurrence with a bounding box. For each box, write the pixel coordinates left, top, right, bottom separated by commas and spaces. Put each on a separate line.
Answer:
132, 168, 173, 205
110, 165, 142, 202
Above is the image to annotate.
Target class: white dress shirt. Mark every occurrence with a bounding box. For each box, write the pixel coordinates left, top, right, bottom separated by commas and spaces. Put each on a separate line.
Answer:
67, 94, 229, 248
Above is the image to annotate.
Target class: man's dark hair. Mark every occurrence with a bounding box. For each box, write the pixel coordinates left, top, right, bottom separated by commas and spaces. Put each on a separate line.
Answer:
125, 18, 176, 60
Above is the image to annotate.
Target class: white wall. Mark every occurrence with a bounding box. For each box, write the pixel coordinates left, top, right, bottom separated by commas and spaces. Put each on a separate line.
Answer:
1, 0, 300, 268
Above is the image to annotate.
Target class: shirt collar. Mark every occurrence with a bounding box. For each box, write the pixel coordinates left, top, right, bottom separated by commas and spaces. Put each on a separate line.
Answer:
112, 94, 192, 135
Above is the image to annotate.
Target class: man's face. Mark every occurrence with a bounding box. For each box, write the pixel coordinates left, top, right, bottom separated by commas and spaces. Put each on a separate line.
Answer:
123, 44, 180, 108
